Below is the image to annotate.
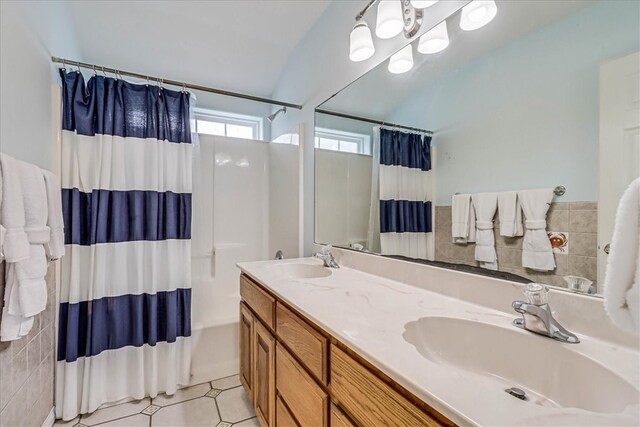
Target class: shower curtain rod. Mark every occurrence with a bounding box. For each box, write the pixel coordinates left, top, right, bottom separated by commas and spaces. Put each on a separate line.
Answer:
315, 108, 434, 135
51, 56, 303, 110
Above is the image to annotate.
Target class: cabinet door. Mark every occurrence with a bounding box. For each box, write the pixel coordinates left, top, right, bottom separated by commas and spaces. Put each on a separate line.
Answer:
276, 395, 299, 427
240, 303, 255, 402
254, 321, 276, 427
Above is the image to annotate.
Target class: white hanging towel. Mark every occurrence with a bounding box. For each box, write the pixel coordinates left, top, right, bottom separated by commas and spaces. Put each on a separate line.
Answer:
42, 169, 66, 260
518, 189, 555, 271
498, 191, 524, 237
451, 194, 476, 243
0, 154, 30, 263
471, 192, 498, 270
0, 264, 34, 340
603, 178, 640, 335
1, 159, 50, 341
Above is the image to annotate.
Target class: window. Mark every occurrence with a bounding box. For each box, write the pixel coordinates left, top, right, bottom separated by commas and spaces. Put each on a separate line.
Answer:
194, 108, 263, 140
314, 128, 371, 155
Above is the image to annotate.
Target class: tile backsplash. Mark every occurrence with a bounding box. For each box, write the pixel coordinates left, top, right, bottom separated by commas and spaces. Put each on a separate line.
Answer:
0, 261, 56, 427
435, 201, 599, 292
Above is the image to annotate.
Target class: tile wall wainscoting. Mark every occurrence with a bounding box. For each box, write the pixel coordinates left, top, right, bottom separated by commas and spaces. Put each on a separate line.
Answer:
53, 375, 257, 427
434, 201, 598, 291
0, 261, 57, 427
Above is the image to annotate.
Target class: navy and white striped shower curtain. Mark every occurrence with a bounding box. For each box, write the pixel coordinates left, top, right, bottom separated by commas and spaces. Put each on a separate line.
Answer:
56, 70, 194, 420
378, 128, 434, 259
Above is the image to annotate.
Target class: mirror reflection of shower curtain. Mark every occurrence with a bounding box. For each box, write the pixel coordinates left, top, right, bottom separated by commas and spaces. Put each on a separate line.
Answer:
375, 128, 434, 260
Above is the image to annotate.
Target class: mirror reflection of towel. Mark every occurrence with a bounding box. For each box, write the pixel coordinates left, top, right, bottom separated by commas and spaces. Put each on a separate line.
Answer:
451, 194, 476, 243
472, 192, 498, 270
518, 189, 555, 271
498, 191, 524, 237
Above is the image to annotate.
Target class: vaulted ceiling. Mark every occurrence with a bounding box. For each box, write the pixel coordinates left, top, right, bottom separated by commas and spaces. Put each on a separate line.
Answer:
68, 1, 331, 98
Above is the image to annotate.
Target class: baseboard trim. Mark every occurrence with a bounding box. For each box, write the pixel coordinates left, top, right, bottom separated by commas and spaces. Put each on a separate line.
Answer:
42, 407, 55, 427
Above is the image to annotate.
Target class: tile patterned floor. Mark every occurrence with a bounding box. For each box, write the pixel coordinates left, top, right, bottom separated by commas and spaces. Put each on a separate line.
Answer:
53, 375, 258, 427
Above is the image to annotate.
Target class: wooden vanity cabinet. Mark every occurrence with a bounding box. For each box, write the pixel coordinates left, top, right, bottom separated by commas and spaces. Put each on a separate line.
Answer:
239, 273, 453, 427
239, 302, 254, 401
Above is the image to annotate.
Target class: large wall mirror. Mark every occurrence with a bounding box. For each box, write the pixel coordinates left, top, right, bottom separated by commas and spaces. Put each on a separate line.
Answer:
315, 0, 640, 297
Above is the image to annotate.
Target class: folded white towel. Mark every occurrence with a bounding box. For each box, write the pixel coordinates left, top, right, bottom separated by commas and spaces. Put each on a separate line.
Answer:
604, 178, 640, 335
20, 161, 49, 244
0, 154, 30, 262
452, 194, 476, 243
498, 191, 524, 237
518, 189, 556, 271
0, 159, 50, 341
42, 169, 66, 260
13, 246, 49, 317
472, 192, 498, 270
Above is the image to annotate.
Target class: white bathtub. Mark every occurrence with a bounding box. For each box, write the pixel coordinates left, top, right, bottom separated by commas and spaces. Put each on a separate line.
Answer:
189, 317, 239, 386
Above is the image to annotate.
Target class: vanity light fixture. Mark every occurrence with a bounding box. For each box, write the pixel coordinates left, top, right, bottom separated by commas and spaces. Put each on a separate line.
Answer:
388, 44, 414, 74
375, 0, 404, 39
417, 20, 449, 54
350, 20, 376, 62
459, 0, 498, 31
410, 0, 438, 8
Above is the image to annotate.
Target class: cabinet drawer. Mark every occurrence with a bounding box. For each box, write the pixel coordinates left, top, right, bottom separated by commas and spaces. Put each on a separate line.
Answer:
276, 303, 328, 384
240, 274, 275, 329
276, 395, 299, 427
330, 404, 356, 427
331, 345, 444, 427
276, 343, 328, 427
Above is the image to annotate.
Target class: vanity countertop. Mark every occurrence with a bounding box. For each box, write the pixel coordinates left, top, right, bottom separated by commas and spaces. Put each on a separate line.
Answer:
237, 257, 639, 427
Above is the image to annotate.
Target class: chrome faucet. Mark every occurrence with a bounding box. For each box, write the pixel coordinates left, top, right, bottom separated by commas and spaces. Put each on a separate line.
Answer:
312, 246, 339, 268
512, 283, 579, 344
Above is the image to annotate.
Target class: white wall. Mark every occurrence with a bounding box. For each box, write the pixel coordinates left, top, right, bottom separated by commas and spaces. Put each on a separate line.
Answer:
269, 1, 469, 254
0, 1, 81, 169
387, 1, 640, 205
315, 149, 372, 249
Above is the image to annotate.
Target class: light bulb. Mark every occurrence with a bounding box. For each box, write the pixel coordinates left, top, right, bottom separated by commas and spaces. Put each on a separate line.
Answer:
376, 0, 404, 39
349, 20, 375, 62
388, 44, 413, 74
410, 0, 438, 8
417, 20, 449, 54
460, 0, 497, 31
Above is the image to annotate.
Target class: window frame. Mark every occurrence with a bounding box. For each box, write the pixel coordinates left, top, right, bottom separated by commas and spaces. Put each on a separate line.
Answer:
314, 127, 371, 155
194, 107, 263, 140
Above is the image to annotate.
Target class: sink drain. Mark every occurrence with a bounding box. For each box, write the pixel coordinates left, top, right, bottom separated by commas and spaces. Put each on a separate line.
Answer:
505, 387, 527, 400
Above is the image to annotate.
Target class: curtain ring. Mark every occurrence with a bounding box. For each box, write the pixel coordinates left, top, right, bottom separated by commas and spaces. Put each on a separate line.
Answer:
92, 64, 97, 76
75, 61, 81, 74
182, 82, 186, 93
146, 75, 150, 87
61, 58, 67, 71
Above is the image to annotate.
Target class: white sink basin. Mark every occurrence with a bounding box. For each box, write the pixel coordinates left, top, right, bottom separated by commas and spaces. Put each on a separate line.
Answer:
268, 262, 332, 279
404, 316, 639, 414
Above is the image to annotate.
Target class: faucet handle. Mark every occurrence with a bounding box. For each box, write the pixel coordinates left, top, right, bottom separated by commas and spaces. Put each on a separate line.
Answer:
523, 283, 548, 306
320, 245, 333, 255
